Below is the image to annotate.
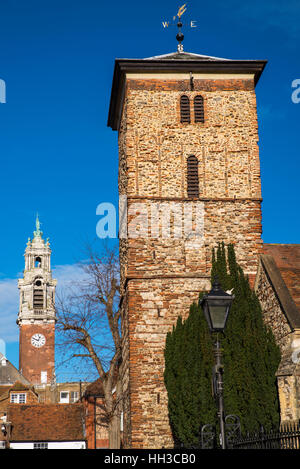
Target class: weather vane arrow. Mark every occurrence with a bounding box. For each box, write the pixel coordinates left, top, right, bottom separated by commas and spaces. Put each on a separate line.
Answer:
177, 3, 187, 18
162, 4, 197, 52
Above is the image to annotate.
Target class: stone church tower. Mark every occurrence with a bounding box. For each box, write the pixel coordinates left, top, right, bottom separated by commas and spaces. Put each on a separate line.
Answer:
108, 49, 266, 448
18, 216, 57, 385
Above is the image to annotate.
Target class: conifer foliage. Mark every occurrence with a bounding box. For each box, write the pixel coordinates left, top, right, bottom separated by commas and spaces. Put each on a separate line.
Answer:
164, 243, 281, 446
164, 305, 215, 447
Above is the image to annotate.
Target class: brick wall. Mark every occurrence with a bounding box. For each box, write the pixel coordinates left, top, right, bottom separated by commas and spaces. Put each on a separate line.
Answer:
83, 396, 109, 449
19, 324, 55, 385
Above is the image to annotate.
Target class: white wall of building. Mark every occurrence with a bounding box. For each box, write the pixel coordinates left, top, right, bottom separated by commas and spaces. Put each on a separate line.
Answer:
10, 441, 86, 449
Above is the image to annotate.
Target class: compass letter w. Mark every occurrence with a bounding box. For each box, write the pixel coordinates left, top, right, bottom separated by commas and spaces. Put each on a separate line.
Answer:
162, 21, 169, 28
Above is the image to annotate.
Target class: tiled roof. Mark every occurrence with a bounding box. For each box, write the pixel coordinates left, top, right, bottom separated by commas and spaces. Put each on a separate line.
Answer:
8, 404, 86, 442
263, 244, 300, 312
9, 381, 32, 392
0, 385, 9, 400
84, 378, 104, 397
143, 51, 231, 61
0, 381, 38, 403
0, 354, 31, 386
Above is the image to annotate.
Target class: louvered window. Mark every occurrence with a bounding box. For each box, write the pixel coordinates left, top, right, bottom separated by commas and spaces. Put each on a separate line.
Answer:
33, 289, 44, 309
194, 95, 205, 123
187, 156, 199, 198
180, 95, 191, 123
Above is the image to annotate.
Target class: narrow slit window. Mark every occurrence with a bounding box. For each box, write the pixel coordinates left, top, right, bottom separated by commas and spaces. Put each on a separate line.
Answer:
187, 156, 199, 198
180, 95, 191, 123
194, 95, 205, 123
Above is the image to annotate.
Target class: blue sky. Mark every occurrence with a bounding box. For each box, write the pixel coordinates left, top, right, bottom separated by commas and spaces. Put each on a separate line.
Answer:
0, 0, 299, 378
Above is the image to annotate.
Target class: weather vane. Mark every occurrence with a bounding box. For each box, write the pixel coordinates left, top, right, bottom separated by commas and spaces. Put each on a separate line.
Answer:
162, 4, 197, 52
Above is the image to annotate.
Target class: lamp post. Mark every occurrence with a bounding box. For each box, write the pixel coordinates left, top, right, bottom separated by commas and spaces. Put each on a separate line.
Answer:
199, 278, 234, 449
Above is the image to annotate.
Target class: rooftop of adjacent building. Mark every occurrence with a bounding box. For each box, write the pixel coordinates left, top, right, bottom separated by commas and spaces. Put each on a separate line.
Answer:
84, 378, 104, 397
257, 244, 300, 330
263, 243, 300, 312
0, 353, 31, 387
7, 403, 86, 442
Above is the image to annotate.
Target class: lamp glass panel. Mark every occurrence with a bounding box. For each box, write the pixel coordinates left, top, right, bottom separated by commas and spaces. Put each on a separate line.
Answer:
209, 304, 228, 330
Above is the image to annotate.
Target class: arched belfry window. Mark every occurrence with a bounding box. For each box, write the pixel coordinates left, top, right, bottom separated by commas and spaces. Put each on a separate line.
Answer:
180, 95, 191, 123
35, 256, 42, 268
187, 156, 199, 198
194, 95, 205, 123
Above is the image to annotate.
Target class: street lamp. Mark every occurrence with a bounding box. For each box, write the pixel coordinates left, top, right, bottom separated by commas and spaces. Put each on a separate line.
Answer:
200, 278, 234, 333
199, 277, 234, 449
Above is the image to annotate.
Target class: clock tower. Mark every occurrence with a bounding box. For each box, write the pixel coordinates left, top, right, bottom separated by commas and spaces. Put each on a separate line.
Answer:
18, 216, 57, 385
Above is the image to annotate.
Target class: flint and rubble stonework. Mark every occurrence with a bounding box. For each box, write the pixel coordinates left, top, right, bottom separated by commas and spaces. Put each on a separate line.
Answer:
255, 263, 291, 353
118, 75, 263, 448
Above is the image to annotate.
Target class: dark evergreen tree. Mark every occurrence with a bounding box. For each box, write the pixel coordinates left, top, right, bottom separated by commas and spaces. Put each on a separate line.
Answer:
218, 243, 281, 432
164, 243, 281, 446
164, 304, 216, 447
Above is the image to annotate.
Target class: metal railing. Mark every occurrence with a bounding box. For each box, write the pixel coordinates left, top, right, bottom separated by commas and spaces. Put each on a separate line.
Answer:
177, 420, 300, 449
231, 422, 300, 449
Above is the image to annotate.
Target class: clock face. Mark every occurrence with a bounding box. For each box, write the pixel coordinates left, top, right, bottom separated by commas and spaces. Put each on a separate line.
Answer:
31, 333, 46, 348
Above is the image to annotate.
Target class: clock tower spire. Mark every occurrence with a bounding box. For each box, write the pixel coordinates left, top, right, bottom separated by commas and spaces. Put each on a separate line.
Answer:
18, 217, 57, 385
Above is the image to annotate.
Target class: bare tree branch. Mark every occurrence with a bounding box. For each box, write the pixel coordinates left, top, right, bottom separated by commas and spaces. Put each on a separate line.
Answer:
55, 243, 122, 448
